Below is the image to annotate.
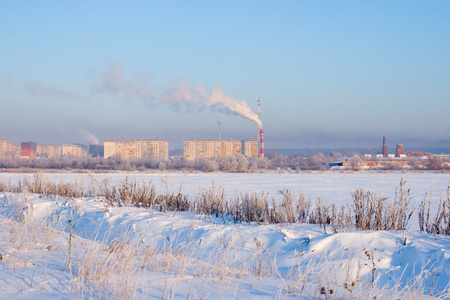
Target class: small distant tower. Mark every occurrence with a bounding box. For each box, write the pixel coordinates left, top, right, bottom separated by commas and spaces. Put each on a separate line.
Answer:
383, 136, 387, 157
396, 143, 404, 157
217, 122, 221, 141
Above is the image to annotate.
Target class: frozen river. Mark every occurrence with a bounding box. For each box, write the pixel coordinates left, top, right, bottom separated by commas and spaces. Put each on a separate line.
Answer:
1, 170, 449, 207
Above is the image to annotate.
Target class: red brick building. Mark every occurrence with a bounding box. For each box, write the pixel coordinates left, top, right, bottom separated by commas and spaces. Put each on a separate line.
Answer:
21, 142, 37, 157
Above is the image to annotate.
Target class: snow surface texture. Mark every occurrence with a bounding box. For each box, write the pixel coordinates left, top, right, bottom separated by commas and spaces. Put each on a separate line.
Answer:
0, 171, 449, 299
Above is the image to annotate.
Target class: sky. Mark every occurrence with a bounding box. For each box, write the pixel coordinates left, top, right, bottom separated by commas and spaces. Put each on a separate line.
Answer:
1, 1, 449, 152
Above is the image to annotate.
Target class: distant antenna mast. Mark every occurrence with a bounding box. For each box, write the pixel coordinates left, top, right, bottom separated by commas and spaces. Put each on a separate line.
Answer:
217, 122, 221, 140
257, 99, 261, 125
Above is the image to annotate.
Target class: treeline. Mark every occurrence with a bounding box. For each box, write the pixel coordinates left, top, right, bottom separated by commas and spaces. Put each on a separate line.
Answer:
0, 153, 333, 172
0, 153, 448, 172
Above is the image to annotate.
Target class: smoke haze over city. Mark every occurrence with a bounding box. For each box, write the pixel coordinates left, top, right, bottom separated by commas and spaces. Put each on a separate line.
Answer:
1, 1, 449, 152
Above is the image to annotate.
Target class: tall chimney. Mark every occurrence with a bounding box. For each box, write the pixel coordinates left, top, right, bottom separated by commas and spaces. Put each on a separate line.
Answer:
257, 100, 264, 158
383, 136, 387, 157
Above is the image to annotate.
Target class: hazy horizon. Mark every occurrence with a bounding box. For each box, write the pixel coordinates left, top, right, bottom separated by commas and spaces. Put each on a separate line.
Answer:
1, 1, 449, 151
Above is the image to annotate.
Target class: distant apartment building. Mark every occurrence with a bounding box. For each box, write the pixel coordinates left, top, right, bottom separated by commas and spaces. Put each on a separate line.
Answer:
183, 139, 258, 161
243, 140, 259, 158
37, 144, 62, 158
62, 144, 88, 157
21, 142, 37, 158
0, 140, 19, 158
104, 139, 169, 160
133, 139, 169, 159
104, 140, 130, 159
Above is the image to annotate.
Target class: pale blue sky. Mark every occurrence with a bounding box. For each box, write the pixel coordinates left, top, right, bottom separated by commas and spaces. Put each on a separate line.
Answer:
1, 1, 449, 151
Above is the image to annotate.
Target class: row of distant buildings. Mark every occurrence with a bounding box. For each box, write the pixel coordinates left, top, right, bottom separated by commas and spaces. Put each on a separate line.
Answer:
392, 143, 448, 159
381, 137, 450, 159
0, 140, 101, 159
0, 139, 260, 161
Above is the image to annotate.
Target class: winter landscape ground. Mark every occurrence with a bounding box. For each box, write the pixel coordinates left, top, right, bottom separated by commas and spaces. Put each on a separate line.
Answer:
0, 171, 449, 299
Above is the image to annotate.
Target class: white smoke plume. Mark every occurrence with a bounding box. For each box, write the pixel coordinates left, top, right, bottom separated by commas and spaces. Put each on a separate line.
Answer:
99, 62, 262, 128
162, 82, 262, 128
56, 127, 100, 145
24, 81, 79, 101
79, 130, 99, 145
99, 61, 155, 99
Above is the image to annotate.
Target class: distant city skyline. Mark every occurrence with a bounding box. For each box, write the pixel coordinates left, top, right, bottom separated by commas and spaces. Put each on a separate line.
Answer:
3, 136, 448, 158
1, 1, 449, 151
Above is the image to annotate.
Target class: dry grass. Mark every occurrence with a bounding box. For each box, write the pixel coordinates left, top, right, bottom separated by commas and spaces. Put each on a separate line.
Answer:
1, 174, 446, 235
419, 186, 450, 235
1, 187, 450, 299
351, 179, 413, 231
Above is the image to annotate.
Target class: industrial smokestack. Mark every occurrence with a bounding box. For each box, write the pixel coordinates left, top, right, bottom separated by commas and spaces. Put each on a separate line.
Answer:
383, 136, 387, 157
257, 100, 264, 158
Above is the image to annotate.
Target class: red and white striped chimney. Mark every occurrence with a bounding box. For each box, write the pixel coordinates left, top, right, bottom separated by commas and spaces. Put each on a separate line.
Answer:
257, 99, 264, 158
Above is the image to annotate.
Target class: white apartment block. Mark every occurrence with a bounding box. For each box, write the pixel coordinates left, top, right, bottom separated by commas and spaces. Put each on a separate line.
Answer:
62, 144, 88, 157
37, 144, 62, 158
104, 140, 130, 159
183, 139, 258, 161
104, 139, 169, 160
132, 139, 169, 159
0, 140, 19, 158
243, 140, 259, 158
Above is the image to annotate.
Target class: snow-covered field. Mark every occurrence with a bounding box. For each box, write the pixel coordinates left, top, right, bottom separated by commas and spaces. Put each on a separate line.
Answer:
0, 171, 449, 299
